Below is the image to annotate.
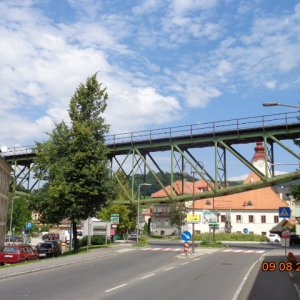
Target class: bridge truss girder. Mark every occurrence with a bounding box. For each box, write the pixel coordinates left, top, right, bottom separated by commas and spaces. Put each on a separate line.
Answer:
110, 131, 300, 205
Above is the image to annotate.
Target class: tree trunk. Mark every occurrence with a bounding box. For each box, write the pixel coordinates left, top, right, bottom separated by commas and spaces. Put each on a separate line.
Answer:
72, 221, 79, 253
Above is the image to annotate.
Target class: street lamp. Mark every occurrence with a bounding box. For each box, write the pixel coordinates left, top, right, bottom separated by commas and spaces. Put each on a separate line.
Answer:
263, 102, 300, 109
137, 183, 151, 243
8, 195, 20, 243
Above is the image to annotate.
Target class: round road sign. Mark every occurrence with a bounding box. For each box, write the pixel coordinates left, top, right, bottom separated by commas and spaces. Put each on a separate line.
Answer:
281, 229, 290, 239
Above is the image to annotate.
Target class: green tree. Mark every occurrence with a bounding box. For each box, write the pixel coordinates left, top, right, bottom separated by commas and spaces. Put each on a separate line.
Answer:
97, 203, 136, 236
30, 74, 118, 252
170, 203, 186, 233
7, 194, 32, 234
98, 171, 137, 235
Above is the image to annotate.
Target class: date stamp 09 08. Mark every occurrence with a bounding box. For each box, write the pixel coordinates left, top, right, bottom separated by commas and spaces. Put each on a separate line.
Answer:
261, 261, 300, 272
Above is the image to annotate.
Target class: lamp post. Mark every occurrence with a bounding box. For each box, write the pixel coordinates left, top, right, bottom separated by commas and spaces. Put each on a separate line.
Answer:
8, 196, 20, 243
137, 183, 151, 243
263, 102, 300, 109
192, 173, 195, 253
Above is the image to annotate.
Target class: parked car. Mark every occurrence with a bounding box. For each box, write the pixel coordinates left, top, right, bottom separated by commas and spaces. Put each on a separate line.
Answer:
37, 241, 62, 258
0, 244, 38, 265
290, 234, 300, 246
268, 233, 281, 243
42, 233, 60, 241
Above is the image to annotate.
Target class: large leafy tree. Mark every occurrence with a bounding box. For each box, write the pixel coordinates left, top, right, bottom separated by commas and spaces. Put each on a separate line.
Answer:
30, 74, 118, 252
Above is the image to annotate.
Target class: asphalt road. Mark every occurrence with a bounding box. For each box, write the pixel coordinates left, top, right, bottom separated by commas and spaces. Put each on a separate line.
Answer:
0, 247, 265, 300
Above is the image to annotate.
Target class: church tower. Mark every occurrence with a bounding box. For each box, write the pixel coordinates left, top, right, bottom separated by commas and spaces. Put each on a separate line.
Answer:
252, 142, 270, 176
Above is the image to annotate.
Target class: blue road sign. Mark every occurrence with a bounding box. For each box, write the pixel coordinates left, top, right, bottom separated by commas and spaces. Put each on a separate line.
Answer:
181, 231, 192, 241
279, 207, 291, 218
243, 228, 248, 234
26, 222, 32, 229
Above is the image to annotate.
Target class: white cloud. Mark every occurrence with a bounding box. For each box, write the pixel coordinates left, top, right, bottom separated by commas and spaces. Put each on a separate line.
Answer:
132, 0, 161, 15
105, 84, 182, 133
264, 80, 277, 90
170, 0, 219, 16
186, 85, 221, 108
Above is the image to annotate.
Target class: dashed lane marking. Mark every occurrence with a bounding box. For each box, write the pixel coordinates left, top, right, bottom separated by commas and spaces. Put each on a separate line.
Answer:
105, 284, 127, 293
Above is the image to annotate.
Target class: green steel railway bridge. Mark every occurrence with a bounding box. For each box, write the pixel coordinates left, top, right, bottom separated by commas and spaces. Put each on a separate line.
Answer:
3, 111, 300, 204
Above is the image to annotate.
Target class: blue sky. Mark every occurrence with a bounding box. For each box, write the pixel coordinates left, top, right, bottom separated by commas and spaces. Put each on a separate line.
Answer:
1, 0, 300, 178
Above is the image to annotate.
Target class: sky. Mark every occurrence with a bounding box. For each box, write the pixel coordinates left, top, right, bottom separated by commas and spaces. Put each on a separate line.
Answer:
1, 0, 300, 178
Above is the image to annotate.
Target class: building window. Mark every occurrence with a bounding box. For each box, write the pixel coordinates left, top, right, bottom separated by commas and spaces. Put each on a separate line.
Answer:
274, 216, 279, 223
236, 215, 242, 223
248, 215, 254, 223
221, 215, 226, 223
165, 220, 169, 226
261, 215, 266, 223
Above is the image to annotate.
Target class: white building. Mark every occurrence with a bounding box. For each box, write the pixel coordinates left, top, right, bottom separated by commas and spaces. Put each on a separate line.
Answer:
185, 142, 288, 236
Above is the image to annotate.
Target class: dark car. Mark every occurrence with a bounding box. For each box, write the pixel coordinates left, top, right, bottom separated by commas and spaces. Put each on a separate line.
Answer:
37, 241, 62, 258
0, 244, 38, 265
290, 234, 300, 246
42, 233, 60, 241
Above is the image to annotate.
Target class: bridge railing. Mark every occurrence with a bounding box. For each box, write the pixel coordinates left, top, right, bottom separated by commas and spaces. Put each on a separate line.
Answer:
3, 145, 35, 158
105, 111, 299, 145
3, 111, 299, 157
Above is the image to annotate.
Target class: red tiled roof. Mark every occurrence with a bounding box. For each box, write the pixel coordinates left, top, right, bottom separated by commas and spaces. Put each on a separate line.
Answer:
151, 180, 209, 198
194, 186, 287, 210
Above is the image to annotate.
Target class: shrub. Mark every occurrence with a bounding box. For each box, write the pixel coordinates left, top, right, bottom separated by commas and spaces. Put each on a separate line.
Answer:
200, 240, 225, 248
136, 236, 149, 247
79, 235, 110, 247
194, 232, 267, 242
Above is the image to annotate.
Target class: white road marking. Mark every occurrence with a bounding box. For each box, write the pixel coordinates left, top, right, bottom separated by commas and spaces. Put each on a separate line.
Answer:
105, 284, 127, 293
140, 273, 155, 280
116, 248, 135, 253
164, 267, 175, 271
181, 262, 189, 265
232, 253, 265, 300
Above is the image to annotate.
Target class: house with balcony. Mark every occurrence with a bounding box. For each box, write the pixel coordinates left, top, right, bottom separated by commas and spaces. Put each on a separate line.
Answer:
150, 180, 210, 236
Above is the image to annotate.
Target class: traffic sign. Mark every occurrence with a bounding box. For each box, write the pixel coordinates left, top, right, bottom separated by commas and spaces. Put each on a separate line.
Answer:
110, 214, 119, 224
187, 214, 201, 223
183, 242, 190, 254
279, 207, 291, 218
26, 222, 32, 230
243, 228, 248, 234
209, 223, 219, 229
181, 231, 192, 242
282, 229, 290, 239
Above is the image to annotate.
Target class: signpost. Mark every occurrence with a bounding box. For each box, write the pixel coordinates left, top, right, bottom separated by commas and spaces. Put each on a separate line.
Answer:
282, 228, 290, 258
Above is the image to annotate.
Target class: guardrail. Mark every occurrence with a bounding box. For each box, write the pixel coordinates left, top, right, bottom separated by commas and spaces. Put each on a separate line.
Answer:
105, 111, 299, 145
3, 111, 299, 157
